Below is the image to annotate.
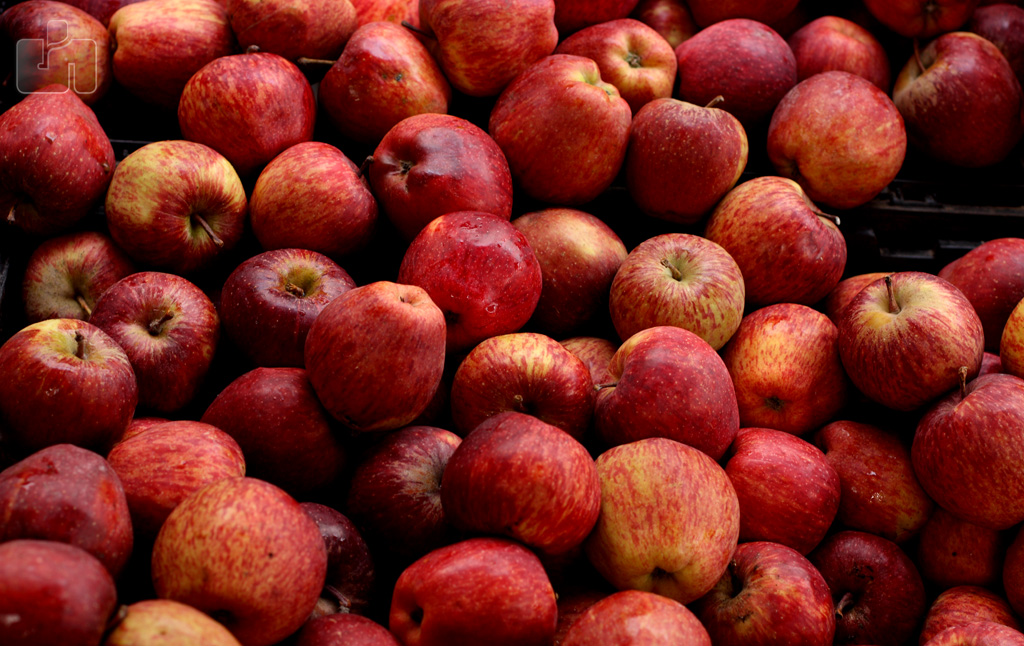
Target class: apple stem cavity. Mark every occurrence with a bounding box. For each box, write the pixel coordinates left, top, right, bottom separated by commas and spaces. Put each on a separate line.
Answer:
148, 311, 174, 336
285, 282, 306, 298
193, 214, 225, 247
835, 591, 855, 618
73, 330, 87, 360
660, 258, 684, 281
75, 294, 93, 318
705, 95, 726, 109
885, 275, 900, 315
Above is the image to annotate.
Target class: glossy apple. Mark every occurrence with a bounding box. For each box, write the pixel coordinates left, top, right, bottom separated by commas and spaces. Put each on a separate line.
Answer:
685, 0, 800, 27
968, 3, 1024, 85
1004, 298, 1024, 378
924, 622, 1024, 645
824, 272, 890, 325
104, 598, 243, 646
916, 508, 1007, 590
294, 613, 398, 646
300, 503, 374, 618
787, 15, 891, 90
227, 0, 357, 61
863, 0, 981, 37
560, 336, 617, 387
563, 590, 710, 645
630, 0, 698, 48
920, 586, 1021, 645
350, 0, 417, 26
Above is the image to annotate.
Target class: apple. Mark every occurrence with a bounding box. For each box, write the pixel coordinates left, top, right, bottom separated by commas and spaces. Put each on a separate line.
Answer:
388, 537, 558, 646
1004, 298, 1024, 378
0, 89, 115, 237
552, 588, 610, 645
863, 0, 981, 37
824, 272, 890, 325
685, 0, 800, 27
417, 0, 559, 97
152, 477, 327, 646
560, 336, 617, 387
178, 51, 316, 177
968, 3, 1024, 86
768, 70, 907, 210
104, 140, 247, 275
917, 508, 1007, 590
609, 232, 744, 350
554, 18, 678, 114
318, 21, 451, 146
1005, 526, 1024, 615
489, 54, 632, 205
552, 0, 640, 35
625, 96, 748, 225
90, 271, 220, 414
838, 272, 985, 412
693, 541, 835, 646
397, 211, 542, 354
809, 530, 928, 646
939, 238, 1024, 353
630, 0, 698, 49
345, 425, 461, 561
814, 419, 935, 544
116, 416, 169, 444
218, 248, 356, 368
299, 503, 375, 618
512, 208, 627, 337
365, 113, 513, 241
0, 539, 118, 646
924, 622, 1024, 646
304, 281, 446, 433
350, 0, 417, 27
227, 0, 357, 61
0, 318, 136, 452
293, 613, 398, 646
562, 589, 711, 645
108, 0, 236, 111
920, 586, 1021, 645
21, 230, 134, 323
787, 15, 892, 90
979, 350, 1004, 376
64, 0, 144, 26
893, 31, 1024, 168
104, 598, 243, 646
675, 18, 797, 126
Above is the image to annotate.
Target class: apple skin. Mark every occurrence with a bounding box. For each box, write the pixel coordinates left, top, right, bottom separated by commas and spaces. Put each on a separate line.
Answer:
304, 281, 446, 433
418, 0, 559, 97
21, 230, 134, 323
397, 211, 543, 354
106, 420, 246, 539
838, 272, 985, 412
787, 15, 891, 90
318, 21, 451, 146
724, 427, 840, 554
108, 0, 236, 111
151, 477, 328, 646
227, 0, 357, 61
595, 326, 740, 461
722, 304, 847, 434
178, 51, 316, 177
924, 622, 1024, 646
0, 89, 115, 237
920, 586, 1021, 645
350, 0, 417, 27
814, 420, 935, 544
0, 539, 118, 646
768, 70, 907, 210
366, 113, 513, 242
345, 425, 461, 561
939, 238, 1024, 353
65, 0, 144, 26
979, 351, 1004, 376
0, 443, 133, 578
560, 336, 617, 387
489, 54, 632, 205
1004, 526, 1024, 616
299, 503, 374, 618
609, 232, 744, 350
630, 0, 698, 49
554, 18, 678, 114
562, 589, 711, 646
552, 0, 640, 35
893, 31, 1024, 168
450, 332, 594, 439
625, 97, 748, 225
90, 271, 220, 414
685, 0, 800, 27
104, 140, 248, 275
1004, 298, 1024, 379
0, 318, 137, 453
104, 598, 244, 646
249, 143, 378, 261
824, 272, 890, 325
917, 508, 1006, 590
863, 0, 981, 37
675, 18, 797, 126
809, 530, 928, 646
294, 613, 399, 646
218, 248, 356, 368
968, 3, 1024, 86
388, 537, 558, 646
693, 541, 836, 646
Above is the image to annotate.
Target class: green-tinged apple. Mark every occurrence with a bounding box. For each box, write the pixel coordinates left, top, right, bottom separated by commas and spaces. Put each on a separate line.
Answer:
227, 0, 357, 61
0, 443, 133, 577
1005, 527, 1024, 615
365, 114, 513, 241
685, 0, 800, 27
824, 272, 890, 325
595, 326, 739, 460
893, 31, 1024, 167
585, 437, 740, 604
625, 96, 747, 224
969, 3, 1024, 85
318, 21, 451, 145
21, 231, 134, 323
561, 336, 617, 387
0, 89, 114, 236
90, 272, 220, 414
106, 420, 246, 538
838, 272, 984, 411
1004, 298, 1024, 378
693, 542, 835, 646
631, 0, 697, 48
768, 70, 906, 209
417, 0, 559, 97
389, 537, 558, 646
108, 0, 235, 111
178, 51, 316, 177
219, 249, 356, 368
562, 590, 710, 645
924, 622, 1024, 645
724, 427, 840, 554
489, 54, 632, 205
103, 598, 243, 646
553, 0, 640, 35
300, 503, 374, 617
609, 232, 744, 350
917, 507, 1007, 589
304, 281, 445, 432
863, 0, 981, 37
0, 318, 136, 452
104, 140, 247, 274
0, 539, 118, 646
151, 477, 327, 646
294, 614, 398, 646
787, 15, 891, 90
920, 586, 1021, 645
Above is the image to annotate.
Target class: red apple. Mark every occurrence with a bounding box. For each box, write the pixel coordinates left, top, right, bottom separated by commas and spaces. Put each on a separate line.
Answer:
64, 0, 144, 26
1005, 526, 1024, 615
630, 0, 698, 49
968, 3, 1024, 86
553, 588, 609, 646
1004, 298, 1024, 379
553, 0, 640, 35
685, 0, 800, 27
227, 0, 357, 61
824, 271, 890, 325
916, 508, 1007, 590
920, 586, 1021, 645
560, 336, 617, 387
787, 15, 892, 90
350, 0, 417, 26
979, 350, 1004, 376
300, 503, 375, 618
104, 598, 244, 646
863, 0, 981, 37
562, 589, 711, 645
294, 614, 398, 646
924, 622, 1024, 645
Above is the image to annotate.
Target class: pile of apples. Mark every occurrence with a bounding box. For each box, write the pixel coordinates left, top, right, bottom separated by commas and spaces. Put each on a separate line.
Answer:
2, 0, 1024, 644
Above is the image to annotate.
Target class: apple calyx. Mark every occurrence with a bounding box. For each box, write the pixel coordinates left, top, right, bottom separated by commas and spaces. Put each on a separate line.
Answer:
661, 258, 684, 281
192, 213, 225, 247
147, 311, 175, 337
705, 95, 726, 109
764, 395, 785, 411
835, 591, 856, 618
625, 51, 643, 69
885, 275, 900, 314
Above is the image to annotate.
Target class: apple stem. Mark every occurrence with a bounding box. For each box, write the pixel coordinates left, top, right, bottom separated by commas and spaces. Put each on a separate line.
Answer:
6, 204, 14, 225
660, 258, 683, 281
297, 56, 337, 67
835, 592, 855, 618
285, 282, 306, 298
959, 366, 969, 398
885, 275, 900, 315
594, 382, 618, 391
73, 330, 86, 360
359, 155, 374, 178
103, 605, 129, 638
913, 38, 925, 75
246, 44, 261, 54
148, 311, 174, 336
75, 294, 93, 318
194, 214, 225, 247
813, 209, 841, 226
401, 20, 434, 40
705, 95, 725, 109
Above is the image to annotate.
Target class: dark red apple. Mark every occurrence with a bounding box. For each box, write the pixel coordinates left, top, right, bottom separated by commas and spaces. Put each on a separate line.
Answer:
863, 0, 981, 37
227, 0, 357, 61
630, 0, 698, 49
563, 589, 711, 645
294, 613, 398, 646
968, 3, 1024, 86
787, 15, 891, 90
300, 502, 375, 618
917, 508, 1008, 590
